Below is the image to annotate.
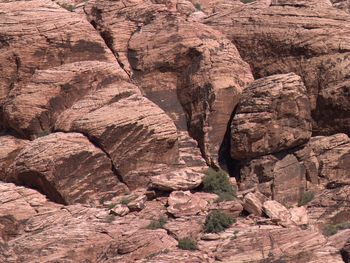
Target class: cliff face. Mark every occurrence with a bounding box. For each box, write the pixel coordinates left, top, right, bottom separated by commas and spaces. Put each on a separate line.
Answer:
0, 0, 349, 262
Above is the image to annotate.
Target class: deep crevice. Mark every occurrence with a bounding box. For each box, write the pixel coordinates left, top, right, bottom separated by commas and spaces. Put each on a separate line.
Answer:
13, 171, 67, 205
85, 6, 130, 78
218, 104, 241, 179
54, 129, 127, 186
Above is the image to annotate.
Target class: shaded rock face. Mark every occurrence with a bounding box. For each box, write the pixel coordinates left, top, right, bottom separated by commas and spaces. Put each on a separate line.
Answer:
128, 14, 253, 165
85, 0, 254, 165
205, 1, 350, 135
231, 73, 312, 160
308, 185, 350, 225
238, 134, 350, 205
230, 74, 310, 205
0, 136, 28, 180
5, 132, 128, 205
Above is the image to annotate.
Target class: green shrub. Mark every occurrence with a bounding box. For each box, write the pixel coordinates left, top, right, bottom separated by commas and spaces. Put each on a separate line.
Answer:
178, 237, 197, 251
147, 216, 167, 230
323, 222, 350, 236
204, 210, 235, 233
194, 3, 201, 10
59, 3, 75, 12
108, 203, 116, 209
202, 168, 235, 202
240, 0, 255, 3
119, 198, 131, 205
298, 191, 315, 206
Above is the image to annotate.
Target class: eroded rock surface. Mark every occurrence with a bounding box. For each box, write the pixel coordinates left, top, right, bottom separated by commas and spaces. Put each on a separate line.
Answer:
205, 1, 350, 135
231, 73, 312, 160
85, 0, 254, 165
5, 132, 128, 205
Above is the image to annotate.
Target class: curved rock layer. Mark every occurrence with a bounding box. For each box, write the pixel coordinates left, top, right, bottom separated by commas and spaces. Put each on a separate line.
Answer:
0, 0, 208, 193
85, 0, 254, 165
0, 0, 114, 105
205, 1, 350, 135
3, 61, 129, 138
5, 132, 128, 205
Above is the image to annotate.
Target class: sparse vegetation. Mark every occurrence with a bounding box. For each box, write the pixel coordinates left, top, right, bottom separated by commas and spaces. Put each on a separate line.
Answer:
298, 191, 315, 206
108, 203, 116, 209
204, 210, 235, 233
323, 222, 350, 236
240, 0, 255, 3
202, 168, 236, 202
231, 230, 239, 240
178, 237, 197, 251
105, 214, 116, 223
147, 216, 167, 230
119, 197, 131, 205
194, 3, 201, 10
59, 3, 75, 12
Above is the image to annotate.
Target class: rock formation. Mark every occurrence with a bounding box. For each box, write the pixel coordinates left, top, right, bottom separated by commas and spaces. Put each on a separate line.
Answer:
0, 0, 349, 262
205, 0, 350, 135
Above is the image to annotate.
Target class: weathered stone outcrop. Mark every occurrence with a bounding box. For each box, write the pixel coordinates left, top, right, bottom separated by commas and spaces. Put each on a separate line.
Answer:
5, 132, 128, 205
55, 86, 179, 189
205, 1, 350, 135
85, 0, 254, 165
0, 0, 114, 113
307, 185, 350, 225
231, 73, 312, 160
167, 191, 208, 217
99, 229, 177, 262
129, 14, 253, 165
215, 226, 344, 262
0, 182, 114, 262
309, 134, 350, 186
4, 61, 129, 138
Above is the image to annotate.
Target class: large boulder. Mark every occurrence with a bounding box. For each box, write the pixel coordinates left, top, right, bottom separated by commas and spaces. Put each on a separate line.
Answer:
167, 191, 208, 217
55, 86, 179, 189
5, 132, 128, 205
205, 1, 350, 135
231, 73, 312, 160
